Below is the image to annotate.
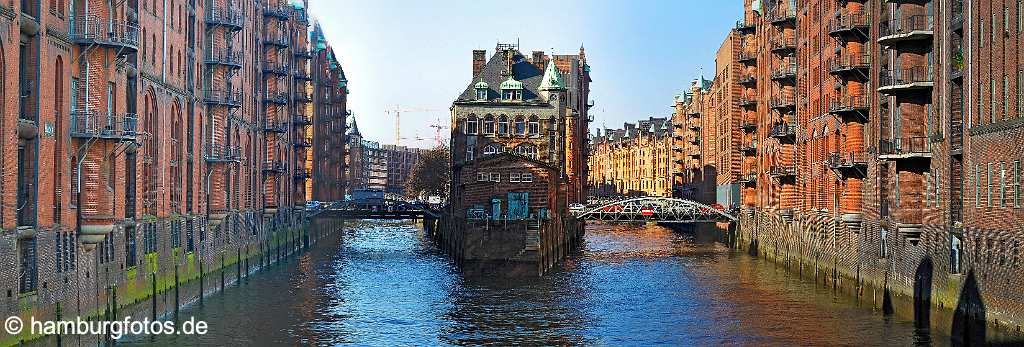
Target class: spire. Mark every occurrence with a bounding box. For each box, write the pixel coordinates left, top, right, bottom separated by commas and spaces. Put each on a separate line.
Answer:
348, 116, 361, 137
538, 60, 566, 91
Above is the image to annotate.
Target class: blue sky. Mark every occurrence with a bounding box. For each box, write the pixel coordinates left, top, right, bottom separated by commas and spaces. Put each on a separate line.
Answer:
308, 0, 742, 149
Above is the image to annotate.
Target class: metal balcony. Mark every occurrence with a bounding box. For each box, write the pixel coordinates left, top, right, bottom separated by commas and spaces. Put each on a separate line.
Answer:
738, 96, 757, 109
738, 75, 756, 87
294, 91, 312, 103
293, 115, 312, 126
769, 165, 797, 180
879, 136, 932, 161
688, 123, 701, 131
263, 60, 290, 75
828, 11, 869, 40
878, 66, 934, 94
205, 7, 243, 31
828, 96, 870, 123
70, 16, 139, 53
262, 160, 286, 174
736, 50, 757, 65
263, 2, 290, 19
202, 89, 242, 107
878, 15, 934, 46
770, 36, 796, 54
294, 48, 313, 59
294, 139, 312, 148
203, 48, 242, 68
294, 11, 309, 25
70, 111, 138, 140
769, 96, 796, 112
770, 64, 797, 82
827, 152, 868, 178
689, 137, 701, 145
740, 141, 757, 156
739, 173, 757, 186
263, 33, 290, 47
205, 144, 241, 163
740, 119, 757, 132
951, 4, 964, 33
263, 119, 289, 133
688, 110, 700, 118
735, 20, 756, 34
767, 7, 796, 26
293, 168, 310, 180
688, 151, 701, 158
769, 122, 796, 143
264, 91, 289, 105
829, 54, 871, 80
294, 69, 312, 81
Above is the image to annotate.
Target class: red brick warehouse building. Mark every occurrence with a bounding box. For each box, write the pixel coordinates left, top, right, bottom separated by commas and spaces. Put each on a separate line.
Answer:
707, 0, 1024, 339
0, 0, 347, 343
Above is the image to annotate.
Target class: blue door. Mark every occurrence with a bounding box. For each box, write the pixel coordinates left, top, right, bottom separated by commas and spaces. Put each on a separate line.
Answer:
507, 192, 529, 220
491, 198, 502, 220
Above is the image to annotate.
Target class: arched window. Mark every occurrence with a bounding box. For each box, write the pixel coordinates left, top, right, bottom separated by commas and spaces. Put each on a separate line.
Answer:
528, 115, 540, 135
483, 114, 494, 134
466, 115, 478, 134
514, 116, 526, 135
497, 115, 509, 134
483, 144, 503, 156
515, 144, 538, 159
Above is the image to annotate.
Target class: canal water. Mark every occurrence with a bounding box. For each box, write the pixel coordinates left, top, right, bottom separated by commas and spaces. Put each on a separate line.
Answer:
123, 221, 944, 346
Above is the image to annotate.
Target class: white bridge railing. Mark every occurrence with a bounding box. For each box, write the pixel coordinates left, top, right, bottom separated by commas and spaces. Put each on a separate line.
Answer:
573, 197, 737, 223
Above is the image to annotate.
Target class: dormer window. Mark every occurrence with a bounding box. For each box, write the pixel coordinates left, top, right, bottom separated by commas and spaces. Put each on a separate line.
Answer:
474, 79, 489, 100
500, 76, 524, 101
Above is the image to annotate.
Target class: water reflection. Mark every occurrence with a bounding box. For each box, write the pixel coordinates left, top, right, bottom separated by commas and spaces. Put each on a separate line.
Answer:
123, 221, 946, 346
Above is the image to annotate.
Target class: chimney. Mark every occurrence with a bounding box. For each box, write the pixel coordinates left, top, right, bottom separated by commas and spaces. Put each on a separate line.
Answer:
531, 50, 545, 70
472, 50, 486, 78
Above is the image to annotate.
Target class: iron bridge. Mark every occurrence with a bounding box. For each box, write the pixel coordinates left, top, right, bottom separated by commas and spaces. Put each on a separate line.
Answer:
573, 197, 737, 223
310, 199, 441, 220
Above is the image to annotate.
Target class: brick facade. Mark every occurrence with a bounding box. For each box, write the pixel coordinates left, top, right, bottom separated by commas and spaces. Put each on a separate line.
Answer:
0, 1, 346, 343
588, 117, 673, 197
691, 0, 1024, 339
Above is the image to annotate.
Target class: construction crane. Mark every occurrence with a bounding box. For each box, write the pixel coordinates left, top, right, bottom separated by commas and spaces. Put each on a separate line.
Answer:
385, 106, 440, 146
428, 118, 450, 147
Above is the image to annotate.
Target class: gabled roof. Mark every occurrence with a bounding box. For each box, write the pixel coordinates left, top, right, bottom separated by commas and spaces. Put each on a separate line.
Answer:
455, 49, 545, 102
538, 60, 566, 91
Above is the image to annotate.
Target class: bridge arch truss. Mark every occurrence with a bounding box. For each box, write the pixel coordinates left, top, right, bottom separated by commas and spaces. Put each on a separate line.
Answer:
574, 197, 737, 223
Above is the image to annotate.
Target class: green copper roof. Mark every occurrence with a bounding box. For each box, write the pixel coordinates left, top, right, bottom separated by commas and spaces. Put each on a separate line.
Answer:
538, 61, 566, 91
500, 76, 523, 90
315, 41, 326, 51
339, 80, 347, 88
290, 0, 304, 9
474, 79, 489, 89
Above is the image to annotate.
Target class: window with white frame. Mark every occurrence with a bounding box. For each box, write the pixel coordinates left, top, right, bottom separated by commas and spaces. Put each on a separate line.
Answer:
514, 116, 526, 135
498, 115, 509, 134
522, 173, 533, 182
466, 115, 478, 134
510, 173, 521, 182
476, 88, 487, 100
1015, 160, 1021, 208
483, 115, 494, 134
490, 172, 500, 182
988, 162, 994, 207
466, 146, 474, 161
483, 144, 501, 156
477, 172, 487, 182
1001, 162, 1008, 207
515, 144, 538, 159
528, 115, 540, 135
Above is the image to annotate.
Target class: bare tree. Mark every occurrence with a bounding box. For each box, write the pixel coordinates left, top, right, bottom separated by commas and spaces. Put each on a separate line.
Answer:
405, 145, 451, 202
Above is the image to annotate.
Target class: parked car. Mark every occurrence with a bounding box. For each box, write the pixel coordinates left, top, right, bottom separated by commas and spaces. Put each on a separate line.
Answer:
306, 200, 322, 210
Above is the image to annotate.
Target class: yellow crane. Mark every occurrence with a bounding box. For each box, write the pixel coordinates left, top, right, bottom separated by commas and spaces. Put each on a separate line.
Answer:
385, 106, 441, 146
